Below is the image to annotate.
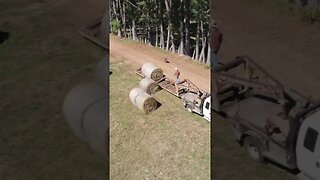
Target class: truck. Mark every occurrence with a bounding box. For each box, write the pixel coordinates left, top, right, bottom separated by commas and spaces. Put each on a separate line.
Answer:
213, 56, 320, 180
136, 68, 211, 122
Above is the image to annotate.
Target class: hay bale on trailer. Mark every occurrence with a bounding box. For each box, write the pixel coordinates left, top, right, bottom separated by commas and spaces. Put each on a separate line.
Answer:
141, 63, 163, 81
139, 78, 159, 95
129, 88, 158, 114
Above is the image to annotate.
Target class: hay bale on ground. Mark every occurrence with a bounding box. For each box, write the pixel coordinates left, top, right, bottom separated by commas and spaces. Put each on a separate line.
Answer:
129, 88, 158, 114
62, 83, 105, 142
141, 63, 163, 81
139, 78, 159, 95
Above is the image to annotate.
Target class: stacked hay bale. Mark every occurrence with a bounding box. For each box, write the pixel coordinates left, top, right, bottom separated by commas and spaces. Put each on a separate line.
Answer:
63, 56, 109, 159
139, 78, 159, 95
129, 88, 158, 114
141, 63, 164, 81
129, 62, 163, 114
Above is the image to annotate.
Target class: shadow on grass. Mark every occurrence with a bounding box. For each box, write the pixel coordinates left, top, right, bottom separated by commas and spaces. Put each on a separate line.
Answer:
155, 101, 162, 110
0, 31, 10, 44
264, 158, 300, 175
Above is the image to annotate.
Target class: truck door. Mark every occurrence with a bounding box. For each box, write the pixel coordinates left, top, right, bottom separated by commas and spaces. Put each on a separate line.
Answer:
296, 111, 320, 180
203, 97, 211, 122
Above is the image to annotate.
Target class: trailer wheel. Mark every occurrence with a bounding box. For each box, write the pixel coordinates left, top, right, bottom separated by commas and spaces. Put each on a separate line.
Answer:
186, 105, 193, 113
244, 136, 264, 162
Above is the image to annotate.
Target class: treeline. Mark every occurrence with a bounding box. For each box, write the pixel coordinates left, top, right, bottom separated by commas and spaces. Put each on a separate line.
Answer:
110, 0, 211, 64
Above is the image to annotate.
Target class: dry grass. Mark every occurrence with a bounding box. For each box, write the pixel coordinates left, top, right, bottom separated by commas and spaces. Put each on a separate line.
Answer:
0, 0, 107, 179
110, 58, 210, 180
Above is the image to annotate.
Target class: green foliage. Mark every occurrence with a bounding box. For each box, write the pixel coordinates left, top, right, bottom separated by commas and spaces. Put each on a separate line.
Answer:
272, 0, 320, 24
302, 9, 320, 23
111, 19, 121, 34
110, 0, 210, 57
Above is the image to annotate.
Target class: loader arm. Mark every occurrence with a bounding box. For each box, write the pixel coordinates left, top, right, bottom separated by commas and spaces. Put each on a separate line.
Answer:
213, 56, 287, 117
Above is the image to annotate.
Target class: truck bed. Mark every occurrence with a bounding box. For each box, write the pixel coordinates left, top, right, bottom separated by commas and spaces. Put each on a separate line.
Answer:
227, 97, 290, 146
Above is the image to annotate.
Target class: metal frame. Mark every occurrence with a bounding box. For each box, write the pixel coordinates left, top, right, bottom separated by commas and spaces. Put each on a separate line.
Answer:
213, 56, 287, 117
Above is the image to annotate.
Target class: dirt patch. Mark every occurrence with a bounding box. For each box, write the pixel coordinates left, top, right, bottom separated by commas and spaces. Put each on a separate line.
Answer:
110, 36, 210, 92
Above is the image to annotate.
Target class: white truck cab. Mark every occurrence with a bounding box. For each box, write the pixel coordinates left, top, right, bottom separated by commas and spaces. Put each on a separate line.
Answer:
296, 110, 320, 180
182, 93, 211, 122
202, 96, 211, 122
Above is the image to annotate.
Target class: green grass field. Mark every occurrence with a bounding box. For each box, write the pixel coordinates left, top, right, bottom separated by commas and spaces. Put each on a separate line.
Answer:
109, 58, 210, 179
0, 0, 107, 179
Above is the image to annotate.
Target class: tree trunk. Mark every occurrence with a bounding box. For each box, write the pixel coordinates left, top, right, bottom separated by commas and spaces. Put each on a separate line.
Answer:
165, 0, 172, 51
179, 0, 185, 55
132, 19, 137, 41
206, 32, 211, 64
166, 26, 170, 51
155, 27, 158, 47
192, 49, 195, 59
184, 0, 191, 56
115, 0, 124, 37
199, 20, 206, 62
195, 21, 200, 60
159, 0, 165, 49
122, 0, 126, 38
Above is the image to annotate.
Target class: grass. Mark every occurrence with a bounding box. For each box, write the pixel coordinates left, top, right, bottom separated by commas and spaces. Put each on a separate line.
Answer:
0, 0, 107, 179
109, 58, 210, 180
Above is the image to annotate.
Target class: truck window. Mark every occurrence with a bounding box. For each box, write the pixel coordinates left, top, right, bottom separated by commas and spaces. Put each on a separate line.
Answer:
304, 127, 318, 153
205, 102, 210, 110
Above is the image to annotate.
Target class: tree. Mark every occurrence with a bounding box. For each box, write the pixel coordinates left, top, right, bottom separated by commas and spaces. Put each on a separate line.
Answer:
110, 0, 210, 63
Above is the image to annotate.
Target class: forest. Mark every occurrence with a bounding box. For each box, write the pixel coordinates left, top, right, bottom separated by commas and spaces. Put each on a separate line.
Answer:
110, 0, 211, 64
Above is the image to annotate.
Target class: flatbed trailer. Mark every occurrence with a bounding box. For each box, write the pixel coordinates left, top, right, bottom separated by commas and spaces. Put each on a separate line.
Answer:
135, 68, 205, 98
135, 66, 211, 121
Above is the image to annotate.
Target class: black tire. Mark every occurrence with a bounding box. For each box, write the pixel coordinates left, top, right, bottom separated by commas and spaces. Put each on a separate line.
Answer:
244, 136, 264, 162
186, 105, 193, 113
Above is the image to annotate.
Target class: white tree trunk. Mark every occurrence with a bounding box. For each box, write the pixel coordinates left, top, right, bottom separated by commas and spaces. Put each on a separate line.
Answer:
166, 27, 170, 51
206, 35, 211, 64
132, 20, 137, 41
192, 49, 195, 59
160, 24, 165, 48
156, 27, 158, 47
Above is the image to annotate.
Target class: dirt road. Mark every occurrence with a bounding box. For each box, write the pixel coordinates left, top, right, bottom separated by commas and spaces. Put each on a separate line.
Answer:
215, 0, 320, 97
110, 36, 210, 92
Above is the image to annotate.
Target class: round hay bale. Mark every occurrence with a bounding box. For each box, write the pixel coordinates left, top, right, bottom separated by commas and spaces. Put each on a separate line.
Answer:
129, 88, 158, 114
141, 63, 163, 81
129, 88, 145, 106
95, 55, 108, 91
62, 83, 105, 142
139, 78, 159, 95
82, 98, 108, 158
